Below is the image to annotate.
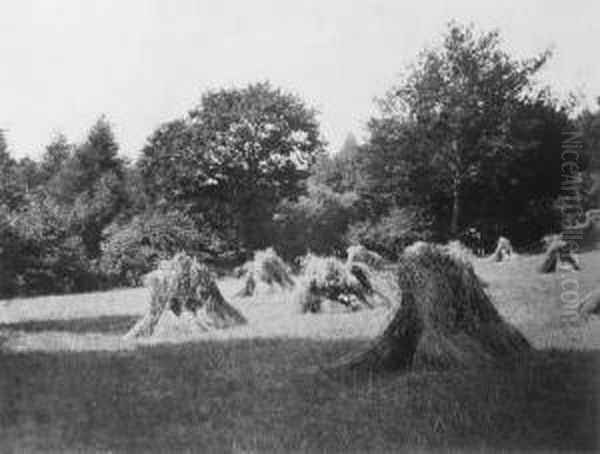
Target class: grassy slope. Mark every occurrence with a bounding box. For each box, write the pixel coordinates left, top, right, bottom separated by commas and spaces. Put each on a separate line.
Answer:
0, 252, 599, 453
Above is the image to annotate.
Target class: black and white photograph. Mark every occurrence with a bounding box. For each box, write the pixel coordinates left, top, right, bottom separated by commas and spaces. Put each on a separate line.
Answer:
1, 1, 599, 452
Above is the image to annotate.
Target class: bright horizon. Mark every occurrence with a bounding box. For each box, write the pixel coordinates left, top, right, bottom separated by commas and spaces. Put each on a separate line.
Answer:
1, 0, 598, 160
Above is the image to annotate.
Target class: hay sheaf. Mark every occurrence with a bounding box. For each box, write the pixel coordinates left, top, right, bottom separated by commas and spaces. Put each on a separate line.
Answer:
125, 252, 246, 339
566, 208, 600, 251
298, 254, 372, 313
539, 235, 580, 273
579, 288, 600, 320
409, 240, 475, 267
330, 243, 530, 377
407, 240, 491, 287
346, 244, 387, 271
444, 240, 476, 263
491, 236, 515, 262
236, 248, 294, 297
297, 249, 398, 313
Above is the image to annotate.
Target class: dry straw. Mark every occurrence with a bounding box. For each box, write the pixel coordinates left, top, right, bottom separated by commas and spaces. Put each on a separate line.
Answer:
236, 247, 294, 297
329, 243, 530, 378
539, 234, 580, 273
125, 252, 246, 339
491, 236, 515, 262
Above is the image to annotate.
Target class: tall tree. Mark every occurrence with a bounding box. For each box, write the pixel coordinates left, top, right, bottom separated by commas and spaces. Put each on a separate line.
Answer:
138, 82, 324, 253
46, 117, 127, 258
49, 117, 123, 202
578, 99, 600, 209
39, 134, 72, 184
0, 130, 25, 210
578, 98, 600, 172
374, 23, 550, 235
479, 94, 574, 243
312, 133, 367, 193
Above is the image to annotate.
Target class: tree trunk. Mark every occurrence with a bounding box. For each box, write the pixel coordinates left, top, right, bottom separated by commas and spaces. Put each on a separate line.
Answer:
450, 181, 461, 236
449, 140, 462, 237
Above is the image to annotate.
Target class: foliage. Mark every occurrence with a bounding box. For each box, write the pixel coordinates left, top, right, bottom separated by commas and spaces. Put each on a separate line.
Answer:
38, 134, 73, 184
368, 23, 551, 235
274, 181, 359, 261
577, 100, 600, 209
0, 120, 132, 297
346, 207, 434, 259
312, 133, 367, 193
480, 95, 574, 246
99, 210, 207, 286
46, 117, 128, 258
0, 195, 98, 297
138, 82, 324, 253
3, 25, 600, 297
0, 205, 20, 297
577, 99, 600, 173
0, 131, 27, 210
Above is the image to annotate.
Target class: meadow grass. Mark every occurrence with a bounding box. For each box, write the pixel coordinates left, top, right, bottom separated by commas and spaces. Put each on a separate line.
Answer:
1, 251, 599, 452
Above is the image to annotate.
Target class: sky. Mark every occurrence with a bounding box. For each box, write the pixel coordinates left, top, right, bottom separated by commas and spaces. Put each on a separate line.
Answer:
0, 0, 598, 160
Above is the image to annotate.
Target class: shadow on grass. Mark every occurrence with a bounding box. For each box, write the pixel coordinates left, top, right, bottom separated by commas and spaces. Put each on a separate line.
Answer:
0, 315, 138, 335
0, 335, 598, 453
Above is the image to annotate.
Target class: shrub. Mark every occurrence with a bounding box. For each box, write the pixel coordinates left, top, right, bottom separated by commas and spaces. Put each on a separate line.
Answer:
274, 183, 359, 261
346, 207, 433, 259
1, 197, 98, 297
0, 205, 20, 297
100, 210, 205, 286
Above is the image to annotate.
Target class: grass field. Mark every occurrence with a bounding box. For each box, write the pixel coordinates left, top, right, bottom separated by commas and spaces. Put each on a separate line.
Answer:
1, 251, 599, 452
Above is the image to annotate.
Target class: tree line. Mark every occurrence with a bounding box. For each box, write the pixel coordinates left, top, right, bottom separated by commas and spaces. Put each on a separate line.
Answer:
1, 23, 598, 297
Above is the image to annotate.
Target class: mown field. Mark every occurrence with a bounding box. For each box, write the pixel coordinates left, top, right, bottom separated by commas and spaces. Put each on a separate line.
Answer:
1, 251, 599, 453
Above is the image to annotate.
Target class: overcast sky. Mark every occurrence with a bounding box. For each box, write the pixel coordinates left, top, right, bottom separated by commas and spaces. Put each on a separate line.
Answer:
1, 0, 598, 159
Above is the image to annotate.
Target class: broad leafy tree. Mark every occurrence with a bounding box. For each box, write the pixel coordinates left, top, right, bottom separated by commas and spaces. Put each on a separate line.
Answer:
372, 23, 550, 235
480, 94, 575, 244
138, 82, 324, 254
